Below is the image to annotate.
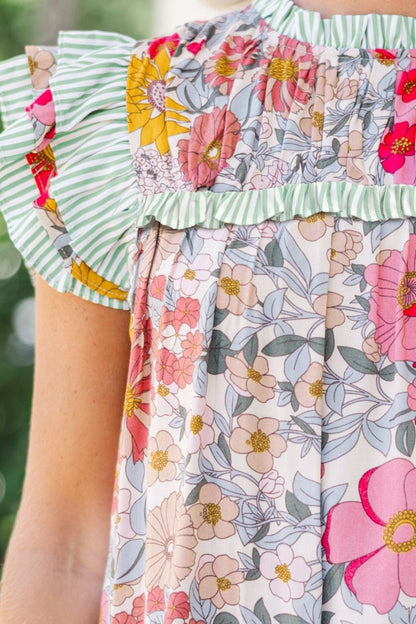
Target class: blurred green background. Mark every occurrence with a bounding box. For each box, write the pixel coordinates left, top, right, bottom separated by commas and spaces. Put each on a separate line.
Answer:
0, 0, 153, 571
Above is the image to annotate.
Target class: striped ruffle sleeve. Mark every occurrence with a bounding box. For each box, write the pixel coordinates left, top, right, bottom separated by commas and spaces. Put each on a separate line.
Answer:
0, 31, 141, 310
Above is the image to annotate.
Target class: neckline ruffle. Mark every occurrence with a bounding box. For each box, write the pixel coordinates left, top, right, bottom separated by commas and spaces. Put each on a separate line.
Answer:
251, 0, 416, 48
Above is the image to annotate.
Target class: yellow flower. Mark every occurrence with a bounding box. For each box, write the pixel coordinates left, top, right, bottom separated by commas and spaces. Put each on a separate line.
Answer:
71, 259, 128, 301
126, 48, 188, 155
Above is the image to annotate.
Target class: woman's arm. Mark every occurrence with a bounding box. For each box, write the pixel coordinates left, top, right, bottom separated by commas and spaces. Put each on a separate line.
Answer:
0, 275, 131, 623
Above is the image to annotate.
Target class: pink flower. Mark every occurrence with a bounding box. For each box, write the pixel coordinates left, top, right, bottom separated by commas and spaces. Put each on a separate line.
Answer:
172, 356, 194, 389
379, 121, 416, 175
365, 235, 416, 362
397, 69, 416, 103
150, 274, 166, 300
259, 544, 311, 601
155, 348, 177, 385
186, 399, 215, 452
114, 488, 135, 539
323, 458, 416, 614
148, 430, 182, 486
148, 33, 180, 59
111, 613, 136, 624
163, 297, 200, 332
147, 586, 165, 612
259, 469, 285, 498
187, 40, 206, 55
132, 595, 145, 622
255, 40, 315, 116
152, 381, 179, 418
204, 35, 258, 95
189, 483, 239, 539
217, 263, 257, 314
181, 331, 204, 362
178, 107, 241, 189
172, 254, 212, 296
166, 592, 190, 624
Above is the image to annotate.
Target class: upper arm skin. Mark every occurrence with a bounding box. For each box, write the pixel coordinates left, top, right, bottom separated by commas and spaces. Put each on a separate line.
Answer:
14, 274, 131, 574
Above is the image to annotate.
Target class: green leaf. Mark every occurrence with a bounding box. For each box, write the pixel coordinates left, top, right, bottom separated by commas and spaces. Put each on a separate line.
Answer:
316, 156, 338, 169
278, 381, 293, 392
244, 333, 259, 367
218, 433, 232, 465
252, 547, 260, 568
309, 337, 325, 356
185, 479, 207, 506
274, 616, 309, 624
285, 491, 310, 522
396, 421, 416, 457
207, 330, 233, 374
322, 612, 335, 624
265, 239, 283, 267
379, 364, 396, 382
322, 431, 329, 449
233, 394, 254, 417
262, 336, 306, 357
246, 569, 262, 581
332, 138, 340, 154
213, 307, 229, 327
355, 295, 370, 312
363, 222, 379, 236
323, 564, 345, 604
351, 263, 366, 275
291, 394, 300, 412
249, 523, 270, 543
325, 328, 335, 360
214, 614, 240, 624
338, 346, 378, 375
254, 598, 271, 624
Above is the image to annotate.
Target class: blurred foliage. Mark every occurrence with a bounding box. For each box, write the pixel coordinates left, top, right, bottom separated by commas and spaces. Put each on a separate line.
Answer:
0, 0, 153, 571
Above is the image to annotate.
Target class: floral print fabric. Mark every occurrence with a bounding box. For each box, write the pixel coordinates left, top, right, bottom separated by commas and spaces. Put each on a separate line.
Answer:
102, 215, 416, 624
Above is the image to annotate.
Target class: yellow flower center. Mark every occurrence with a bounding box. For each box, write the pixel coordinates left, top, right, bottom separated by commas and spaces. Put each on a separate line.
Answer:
268, 58, 298, 82
190, 415, 204, 435
247, 367, 262, 383
312, 111, 324, 131
201, 139, 222, 168
383, 510, 416, 553
157, 384, 170, 398
124, 384, 141, 416
216, 577, 232, 591
28, 56, 38, 75
309, 379, 323, 398
184, 269, 196, 281
275, 563, 291, 583
214, 55, 235, 77
306, 212, 325, 223
150, 450, 169, 472
397, 272, 416, 310
403, 80, 416, 95
220, 276, 241, 296
330, 248, 337, 259
375, 52, 395, 66
203, 502, 222, 526
246, 429, 271, 453
391, 136, 413, 156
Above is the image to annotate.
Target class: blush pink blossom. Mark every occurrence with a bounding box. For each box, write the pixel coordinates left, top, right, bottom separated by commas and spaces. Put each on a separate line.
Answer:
364, 235, 416, 362
259, 544, 311, 601
323, 458, 416, 614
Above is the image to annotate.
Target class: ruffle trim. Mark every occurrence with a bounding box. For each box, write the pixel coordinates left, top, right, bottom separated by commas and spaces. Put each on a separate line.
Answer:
251, 0, 416, 49
136, 182, 416, 229
0, 31, 138, 309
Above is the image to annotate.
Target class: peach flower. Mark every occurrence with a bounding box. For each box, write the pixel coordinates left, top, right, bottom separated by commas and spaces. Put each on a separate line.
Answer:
298, 213, 334, 241
146, 492, 196, 590
182, 330, 204, 362
148, 430, 182, 486
337, 130, 368, 182
217, 263, 257, 315
362, 334, 381, 364
294, 362, 324, 416
189, 483, 239, 539
198, 554, 244, 608
186, 399, 215, 453
313, 292, 345, 329
225, 353, 276, 403
230, 413, 287, 473
329, 229, 363, 277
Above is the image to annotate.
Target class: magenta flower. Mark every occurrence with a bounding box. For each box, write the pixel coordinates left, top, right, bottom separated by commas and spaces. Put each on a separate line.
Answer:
379, 121, 416, 174
323, 458, 416, 614
364, 235, 416, 362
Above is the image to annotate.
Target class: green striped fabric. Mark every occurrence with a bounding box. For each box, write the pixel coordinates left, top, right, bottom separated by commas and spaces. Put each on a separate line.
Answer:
252, 0, 416, 48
